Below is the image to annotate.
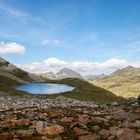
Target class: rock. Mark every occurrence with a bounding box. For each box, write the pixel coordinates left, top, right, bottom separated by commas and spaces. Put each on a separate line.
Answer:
114, 111, 140, 120
2, 114, 17, 122
15, 119, 30, 126
107, 135, 116, 140
99, 129, 110, 139
109, 127, 118, 136
47, 136, 62, 140
47, 111, 64, 117
46, 125, 64, 135
92, 125, 100, 132
127, 98, 137, 105
0, 133, 13, 140
118, 128, 135, 140
38, 113, 48, 120
37, 124, 64, 135
74, 127, 89, 136
78, 134, 98, 140
111, 101, 119, 106
61, 117, 73, 123
134, 108, 140, 113
92, 117, 108, 123
78, 114, 89, 123
135, 133, 140, 140
16, 129, 34, 137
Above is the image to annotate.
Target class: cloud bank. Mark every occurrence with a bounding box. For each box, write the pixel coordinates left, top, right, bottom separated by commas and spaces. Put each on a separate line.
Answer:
15, 57, 140, 75
0, 42, 26, 54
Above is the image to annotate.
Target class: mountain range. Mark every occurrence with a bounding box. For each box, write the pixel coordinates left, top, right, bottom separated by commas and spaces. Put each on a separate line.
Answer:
40, 67, 82, 79
0, 57, 124, 103
91, 66, 140, 98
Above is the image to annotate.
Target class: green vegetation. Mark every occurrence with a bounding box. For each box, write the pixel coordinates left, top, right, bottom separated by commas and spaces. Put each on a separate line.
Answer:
0, 75, 27, 96
44, 78, 125, 103
0, 75, 125, 103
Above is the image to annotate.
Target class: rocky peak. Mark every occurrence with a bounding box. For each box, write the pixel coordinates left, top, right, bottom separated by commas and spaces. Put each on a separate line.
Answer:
56, 67, 82, 79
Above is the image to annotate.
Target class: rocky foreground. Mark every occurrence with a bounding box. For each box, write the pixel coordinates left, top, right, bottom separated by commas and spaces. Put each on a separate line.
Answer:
0, 95, 140, 140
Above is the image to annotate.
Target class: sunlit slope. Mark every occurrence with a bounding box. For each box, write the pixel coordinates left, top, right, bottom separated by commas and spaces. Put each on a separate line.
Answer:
92, 66, 140, 98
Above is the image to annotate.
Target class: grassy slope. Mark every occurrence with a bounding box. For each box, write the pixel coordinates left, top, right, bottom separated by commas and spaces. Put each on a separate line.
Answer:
44, 78, 125, 103
0, 75, 125, 103
0, 75, 27, 95
91, 67, 140, 98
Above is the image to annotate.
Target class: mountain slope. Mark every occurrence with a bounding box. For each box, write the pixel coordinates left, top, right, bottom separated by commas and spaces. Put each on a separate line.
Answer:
91, 66, 140, 98
56, 68, 82, 79
45, 78, 125, 103
0, 57, 44, 85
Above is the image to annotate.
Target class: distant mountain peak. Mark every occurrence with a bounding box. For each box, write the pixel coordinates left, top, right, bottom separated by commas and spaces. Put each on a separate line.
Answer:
56, 67, 82, 79
123, 65, 135, 70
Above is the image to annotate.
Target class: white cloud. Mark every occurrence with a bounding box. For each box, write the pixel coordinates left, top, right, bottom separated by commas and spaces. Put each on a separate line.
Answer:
0, 4, 28, 17
41, 39, 61, 46
0, 4, 43, 23
15, 57, 140, 75
0, 42, 26, 54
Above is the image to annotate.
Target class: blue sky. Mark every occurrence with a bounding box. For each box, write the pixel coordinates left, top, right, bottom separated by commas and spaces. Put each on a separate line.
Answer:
0, 0, 140, 74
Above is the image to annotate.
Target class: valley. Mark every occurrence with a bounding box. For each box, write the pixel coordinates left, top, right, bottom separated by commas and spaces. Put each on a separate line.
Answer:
0, 57, 140, 140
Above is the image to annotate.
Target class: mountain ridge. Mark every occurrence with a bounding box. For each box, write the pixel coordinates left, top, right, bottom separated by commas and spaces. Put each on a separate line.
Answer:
91, 65, 140, 98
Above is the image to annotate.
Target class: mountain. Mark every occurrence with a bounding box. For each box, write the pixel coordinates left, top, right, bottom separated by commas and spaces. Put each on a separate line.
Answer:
91, 66, 140, 98
56, 68, 82, 79
0, 57, 125, 103
0, 57, 44, 86
84, 73, 106, 80
39, 71, 56, 80
46, 78, 125, 103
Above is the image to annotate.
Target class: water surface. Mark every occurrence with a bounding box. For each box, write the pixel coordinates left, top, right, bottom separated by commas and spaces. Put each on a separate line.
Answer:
15, 83, 75, 94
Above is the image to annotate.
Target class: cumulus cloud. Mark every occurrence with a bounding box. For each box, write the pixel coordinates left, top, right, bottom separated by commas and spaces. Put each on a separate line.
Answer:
0, 42, 26, 54
41, 39, 61, 46
15, 57, 140, 75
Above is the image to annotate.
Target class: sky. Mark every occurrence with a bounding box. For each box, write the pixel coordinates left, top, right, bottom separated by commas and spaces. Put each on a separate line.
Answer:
0, 0, 140, 75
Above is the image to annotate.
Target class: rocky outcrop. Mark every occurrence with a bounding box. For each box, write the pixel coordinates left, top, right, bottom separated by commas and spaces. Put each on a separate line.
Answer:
56, 68, 82, 79
0, 57, 44, 84
0, 95, 139, 140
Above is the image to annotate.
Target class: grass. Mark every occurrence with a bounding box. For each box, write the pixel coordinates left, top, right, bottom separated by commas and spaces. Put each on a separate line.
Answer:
0, 75, 125, 103
43, 78, 125, 103
92, 75, 140, 98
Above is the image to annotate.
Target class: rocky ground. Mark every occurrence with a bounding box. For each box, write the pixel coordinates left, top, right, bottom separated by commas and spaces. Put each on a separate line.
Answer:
0, 95, 140, 140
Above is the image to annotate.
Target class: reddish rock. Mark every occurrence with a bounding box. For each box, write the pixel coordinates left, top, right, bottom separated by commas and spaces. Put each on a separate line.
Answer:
37, 124, 64, 135
135, 133, 140, 140
134, 108, 140, 113
45, 125, 64, 135
61, 117, 74, 123
78, 134, 98, 140
16, 129, 34, 137
37, 127, 48, 135
78, 114, 89, 123
2, 114, 17, 122
74, 127, 89, 136
0, 133, 13, 140
15, 119, 30, 126
118, 128, 135, 140
47, 111, 64, 117
99, 129, 110, 139
47, 136, 62, 140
